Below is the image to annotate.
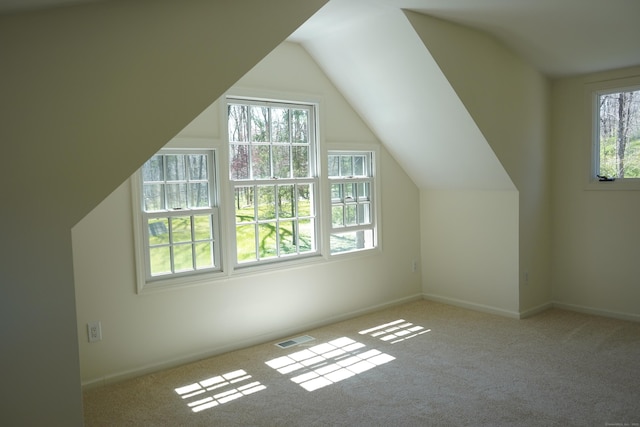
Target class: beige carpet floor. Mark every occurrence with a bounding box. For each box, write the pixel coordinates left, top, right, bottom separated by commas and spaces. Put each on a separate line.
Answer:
83, 300, 640, 426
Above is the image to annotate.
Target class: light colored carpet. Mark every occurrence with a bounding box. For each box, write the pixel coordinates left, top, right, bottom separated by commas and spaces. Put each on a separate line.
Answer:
83, 300, 640, 426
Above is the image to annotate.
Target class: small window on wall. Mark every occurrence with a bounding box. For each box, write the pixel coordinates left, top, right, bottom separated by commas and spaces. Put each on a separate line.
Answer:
328, 151, 377, 254
593, 86, 640, 181
134, 150, 221, 288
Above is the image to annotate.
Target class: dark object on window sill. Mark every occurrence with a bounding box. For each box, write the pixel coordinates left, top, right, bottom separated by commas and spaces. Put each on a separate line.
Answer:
597, 175, 616, 182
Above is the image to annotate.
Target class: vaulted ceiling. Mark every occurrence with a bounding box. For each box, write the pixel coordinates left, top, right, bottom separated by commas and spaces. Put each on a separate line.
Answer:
289, 0, 640, 78
4, 0, 638, 78
296, 6, 516, 190
289, 0, 640, 190
4, 0, 639, 190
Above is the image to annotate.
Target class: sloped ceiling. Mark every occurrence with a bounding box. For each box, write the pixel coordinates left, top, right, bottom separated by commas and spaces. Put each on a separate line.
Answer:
5, 0, 638, 191
294, 2, 514, 190
4, 0, 639, 77
291, 0, 640, 78
289, 0, 640, 190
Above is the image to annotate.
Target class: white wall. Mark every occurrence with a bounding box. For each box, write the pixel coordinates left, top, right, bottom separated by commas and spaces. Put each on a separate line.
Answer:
421, 190, 520, 316
0, 1, 325, 424
407, 12, 551, 315
73, 42, 422, 386
551, 65, 640, 321
300, 7, 514, 192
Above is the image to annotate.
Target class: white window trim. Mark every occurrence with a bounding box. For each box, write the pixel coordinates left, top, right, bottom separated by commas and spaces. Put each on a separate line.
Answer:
324, 142, 382, 257
586, 74, 640, 191
130, 91, 385, 293
131, 148, 223, 293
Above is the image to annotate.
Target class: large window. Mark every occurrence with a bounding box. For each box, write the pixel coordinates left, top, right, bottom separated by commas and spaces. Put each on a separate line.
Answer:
136, 150, 220, 285
133, 97, 381, 291
328, 151, 377, 254
227, 99, 319, 265
594, 86, 640, 180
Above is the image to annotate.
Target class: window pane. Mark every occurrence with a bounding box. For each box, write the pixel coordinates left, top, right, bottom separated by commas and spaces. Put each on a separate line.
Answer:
258, 223, 277, 259
173, 244, 194, 272
345, 205, 357, 226
188, 183, 209, 208
353, 155, 365, 176
331, 184, 342, 202
142, 155, 164, 182
292, 109, 308, 143
150, 246, 171, 275
341, 156, 353, 177
166, 155, 186, 181
166, 183, 187, 209
332, 206, 344, 227
252, 145, 271, 179
292, 146, 309, 178
358, 203, 371, 224
279, 220, 296, 254
251, 106, 269, 142
273, 145, 291, 179
143, 183, 164, 212
172, 216, 192, 243
188, 154, 208, 180
278, 185, 295, 218
235, 187, 255, 223
236, 224, 257, 263
148, 218, 169, 245
328, 155, 339, 177
344, 183, 356, 201
271, 108, 290, 142
230, 145, 250, 180
598, 89, 640, 178
195, 242, 213, 269
357, 182, 370, 201
297, 184, 312, 216
193, 215, 212, 241
228, 104, 248, 142
298, 218, 314, 253
257, 186, 276, 220
330, 230, 373, 254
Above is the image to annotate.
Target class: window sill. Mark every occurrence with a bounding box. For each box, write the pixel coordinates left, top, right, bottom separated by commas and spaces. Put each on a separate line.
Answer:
329, 245, 382, 260
231, 253, 326, 277
138, 269, 226, 294
585, 178, 640, 191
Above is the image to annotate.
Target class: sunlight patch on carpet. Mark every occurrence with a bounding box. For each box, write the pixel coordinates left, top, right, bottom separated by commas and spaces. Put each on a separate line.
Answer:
265, 336, 395, 392
359, 319, 430, 343
175, 369, 266, 413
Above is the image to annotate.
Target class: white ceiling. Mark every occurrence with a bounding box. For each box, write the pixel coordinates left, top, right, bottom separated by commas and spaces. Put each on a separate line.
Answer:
299, 6, 516, 190
291, 0, 640, 77
287, 0, 640, 189
2, 0, 638, 77
4, 0, 639, 190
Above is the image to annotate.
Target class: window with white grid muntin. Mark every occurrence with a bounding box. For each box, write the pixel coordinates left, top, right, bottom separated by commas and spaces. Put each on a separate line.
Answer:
227, 99, 319, 265
139, 150, 221, 280
328, 151, 376, 254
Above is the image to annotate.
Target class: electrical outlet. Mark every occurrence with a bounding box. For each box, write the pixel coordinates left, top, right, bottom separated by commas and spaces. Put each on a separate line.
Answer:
412, 259, 417, 273
88, 321, 102, 343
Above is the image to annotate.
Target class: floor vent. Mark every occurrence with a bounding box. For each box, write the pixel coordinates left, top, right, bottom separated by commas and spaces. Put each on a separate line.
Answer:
275, 335, 315, 349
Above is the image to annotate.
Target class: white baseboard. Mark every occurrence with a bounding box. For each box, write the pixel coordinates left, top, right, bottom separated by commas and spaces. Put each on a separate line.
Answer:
422, 293, 639, 324
423, 293, 521, 319
552, 301, 640, 323
519, 302, 554, 319
81, 293, 424, 390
